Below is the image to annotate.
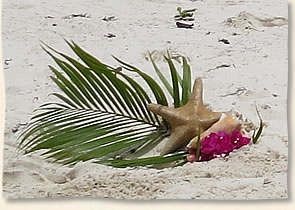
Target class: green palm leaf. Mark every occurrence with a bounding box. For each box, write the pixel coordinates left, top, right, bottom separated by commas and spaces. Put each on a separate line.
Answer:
149, 52, 192, 107
99, 151, 188, 168
18, 41, 193, 167
149, 52, 174, 97
164, 53, 181, 108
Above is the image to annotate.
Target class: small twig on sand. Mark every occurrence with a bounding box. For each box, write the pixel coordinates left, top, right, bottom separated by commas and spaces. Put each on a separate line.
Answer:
102, 16, 117, 22
104, 33, 116, 38
63, 13, 90, 19
218, 39, 230, 44
207, 64, 231, 72
12, 123, 28, 133
45, 15, 54, 19
174, 17, 195, 21
176, 22, 194, 29
220, 87, 247, 97
4, 58, 12, 65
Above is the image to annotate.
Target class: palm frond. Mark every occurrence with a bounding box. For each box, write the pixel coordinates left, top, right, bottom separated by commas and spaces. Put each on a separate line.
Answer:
164, 53, 181, 108
99, 151, 188, 168
149, 51, 192, 107
181, 56, 192, 104
18, 41, 193, 167
149, 53, 174, 97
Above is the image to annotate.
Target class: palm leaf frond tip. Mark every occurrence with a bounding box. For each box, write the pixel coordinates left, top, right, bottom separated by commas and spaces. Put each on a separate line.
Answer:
18, 41, 193, 168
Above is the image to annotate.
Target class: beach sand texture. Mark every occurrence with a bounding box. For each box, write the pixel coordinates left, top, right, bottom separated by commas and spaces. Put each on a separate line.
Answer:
2, 0, 288, 199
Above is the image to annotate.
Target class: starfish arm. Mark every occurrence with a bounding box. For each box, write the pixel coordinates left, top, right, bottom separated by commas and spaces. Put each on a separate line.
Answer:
147, 77, 228, 155
187, 77, 203, 107
161, 127, 190, 155
147, 104, 180, 122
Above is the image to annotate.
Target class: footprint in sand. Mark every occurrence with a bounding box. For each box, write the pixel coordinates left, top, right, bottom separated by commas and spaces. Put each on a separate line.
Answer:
3, 170, 47, 185
225, 11, 288, 32
4, 159, 72, 185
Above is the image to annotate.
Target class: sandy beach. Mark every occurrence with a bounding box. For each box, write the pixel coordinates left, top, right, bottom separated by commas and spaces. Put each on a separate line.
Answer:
2, 0, 288, 199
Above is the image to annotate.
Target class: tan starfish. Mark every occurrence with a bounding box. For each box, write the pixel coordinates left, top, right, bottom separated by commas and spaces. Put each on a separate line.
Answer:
147, 77, 224, 155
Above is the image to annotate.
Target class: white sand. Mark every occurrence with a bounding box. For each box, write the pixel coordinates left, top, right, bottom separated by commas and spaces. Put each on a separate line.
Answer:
2, 0, 288, 199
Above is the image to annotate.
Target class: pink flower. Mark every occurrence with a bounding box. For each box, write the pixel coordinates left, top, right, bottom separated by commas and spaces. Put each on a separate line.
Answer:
230, 130, 251, 149
199, 130, 250, 161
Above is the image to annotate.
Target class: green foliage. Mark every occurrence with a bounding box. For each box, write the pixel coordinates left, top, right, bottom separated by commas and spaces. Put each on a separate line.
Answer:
100, 151, 188, 168
176, 7, 196, 18
252, 105, 265, 144
18, 41, 192, 167
149, 52, 192, 107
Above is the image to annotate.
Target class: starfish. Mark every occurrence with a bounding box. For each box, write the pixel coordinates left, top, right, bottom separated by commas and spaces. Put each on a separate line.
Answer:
147, 77, 224, 155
